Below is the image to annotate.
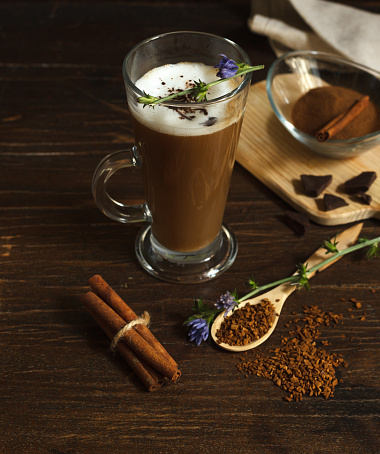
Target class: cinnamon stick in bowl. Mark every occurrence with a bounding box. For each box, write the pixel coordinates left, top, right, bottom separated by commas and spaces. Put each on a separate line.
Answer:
316, 95, 370, 142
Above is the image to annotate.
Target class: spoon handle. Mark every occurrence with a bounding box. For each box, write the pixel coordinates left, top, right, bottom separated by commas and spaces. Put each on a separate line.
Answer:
279, 222, 364, 303
304, 222, 363, 278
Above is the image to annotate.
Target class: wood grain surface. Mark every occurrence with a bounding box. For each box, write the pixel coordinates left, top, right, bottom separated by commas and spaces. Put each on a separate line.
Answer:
237, 81, 380, 225
0, 1, 379, 454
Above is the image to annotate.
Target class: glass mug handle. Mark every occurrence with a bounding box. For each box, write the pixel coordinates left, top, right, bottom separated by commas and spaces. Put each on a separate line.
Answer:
92, 147, 151, 223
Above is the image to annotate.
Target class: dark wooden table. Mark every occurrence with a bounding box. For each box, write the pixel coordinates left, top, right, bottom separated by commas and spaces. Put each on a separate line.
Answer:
1, 1, 379, 453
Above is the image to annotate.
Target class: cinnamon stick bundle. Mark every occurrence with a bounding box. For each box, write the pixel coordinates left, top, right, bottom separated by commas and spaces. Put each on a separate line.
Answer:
316, 95, 370, 142
89, 275, 177, 369
81, 276, 181, 391
85, 305, 164, 392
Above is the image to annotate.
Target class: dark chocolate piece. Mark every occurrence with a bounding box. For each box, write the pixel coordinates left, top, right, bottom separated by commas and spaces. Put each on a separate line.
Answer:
323, 194, 348, 211
356, 191, 372, 205
283, 210, 310, 235
301, 174, 332, 197
344, 171, 377, 194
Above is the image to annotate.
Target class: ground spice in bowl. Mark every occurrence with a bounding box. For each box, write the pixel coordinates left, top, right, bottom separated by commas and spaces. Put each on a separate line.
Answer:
236, 305, 348, 401
292, 86, 380, 140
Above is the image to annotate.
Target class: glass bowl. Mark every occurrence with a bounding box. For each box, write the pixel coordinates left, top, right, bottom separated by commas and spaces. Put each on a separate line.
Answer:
266, 51, 380, 159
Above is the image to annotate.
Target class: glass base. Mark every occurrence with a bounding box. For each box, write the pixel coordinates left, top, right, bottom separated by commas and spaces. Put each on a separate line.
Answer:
135, 224, 238, 284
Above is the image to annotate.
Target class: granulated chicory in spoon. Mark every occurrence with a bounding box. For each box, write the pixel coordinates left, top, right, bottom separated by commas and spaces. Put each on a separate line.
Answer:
215, 299, 276, 346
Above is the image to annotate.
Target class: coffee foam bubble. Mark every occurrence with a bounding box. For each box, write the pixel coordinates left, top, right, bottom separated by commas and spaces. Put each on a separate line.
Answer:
129, 62, 238, 136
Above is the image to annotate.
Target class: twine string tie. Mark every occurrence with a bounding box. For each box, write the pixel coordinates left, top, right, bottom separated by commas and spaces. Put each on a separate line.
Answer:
111, 311, 150, 352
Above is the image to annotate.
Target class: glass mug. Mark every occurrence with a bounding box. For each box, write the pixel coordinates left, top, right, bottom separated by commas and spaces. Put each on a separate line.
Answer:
92, 31, 252, 283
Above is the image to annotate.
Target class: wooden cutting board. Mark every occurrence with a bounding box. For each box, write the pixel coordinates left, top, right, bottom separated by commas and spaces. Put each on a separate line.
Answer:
236, 80, 380, 225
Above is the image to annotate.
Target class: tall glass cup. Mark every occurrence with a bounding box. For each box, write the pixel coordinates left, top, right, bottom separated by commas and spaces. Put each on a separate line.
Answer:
92, 31, 252, 283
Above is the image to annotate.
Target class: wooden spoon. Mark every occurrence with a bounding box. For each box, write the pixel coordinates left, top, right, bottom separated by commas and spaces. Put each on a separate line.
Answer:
210, 223, 363, 352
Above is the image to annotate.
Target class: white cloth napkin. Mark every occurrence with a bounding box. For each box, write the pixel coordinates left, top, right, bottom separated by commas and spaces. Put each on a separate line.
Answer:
248, 0, 380, 72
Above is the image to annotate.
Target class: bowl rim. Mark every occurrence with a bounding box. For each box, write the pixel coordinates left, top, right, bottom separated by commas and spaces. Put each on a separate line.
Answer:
266, 50, 380, 146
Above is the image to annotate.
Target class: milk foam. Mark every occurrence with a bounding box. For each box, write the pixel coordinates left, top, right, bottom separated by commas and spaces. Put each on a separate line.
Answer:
129, 62, 239, 136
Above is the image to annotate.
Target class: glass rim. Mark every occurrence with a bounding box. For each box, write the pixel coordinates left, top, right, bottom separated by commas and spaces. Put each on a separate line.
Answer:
122, 30, 252, 107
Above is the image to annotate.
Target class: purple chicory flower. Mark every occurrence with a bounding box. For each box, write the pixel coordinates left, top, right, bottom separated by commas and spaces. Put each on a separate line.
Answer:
214, 54, 239, 79
215, 291, 238, 317
187, 318, 210, 345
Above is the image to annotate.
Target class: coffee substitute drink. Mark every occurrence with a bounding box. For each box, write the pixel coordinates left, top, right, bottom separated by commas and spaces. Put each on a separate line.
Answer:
129, 62, 241, 253
92, 32, 253, 283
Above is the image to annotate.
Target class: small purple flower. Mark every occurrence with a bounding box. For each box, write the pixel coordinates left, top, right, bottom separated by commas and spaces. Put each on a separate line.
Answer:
214, 54, 239, 79
187, 318, 209, 345
215, 291, 238, 317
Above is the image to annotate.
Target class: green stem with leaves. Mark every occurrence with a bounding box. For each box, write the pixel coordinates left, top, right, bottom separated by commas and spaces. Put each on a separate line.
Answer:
239, 235, 379, 303
138, 64, 264, 106
185, 234, 379, 329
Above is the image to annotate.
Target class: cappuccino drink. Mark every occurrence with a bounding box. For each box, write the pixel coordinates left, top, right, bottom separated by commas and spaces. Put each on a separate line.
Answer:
129, 62, 243, 253
93, 32, 252, 282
